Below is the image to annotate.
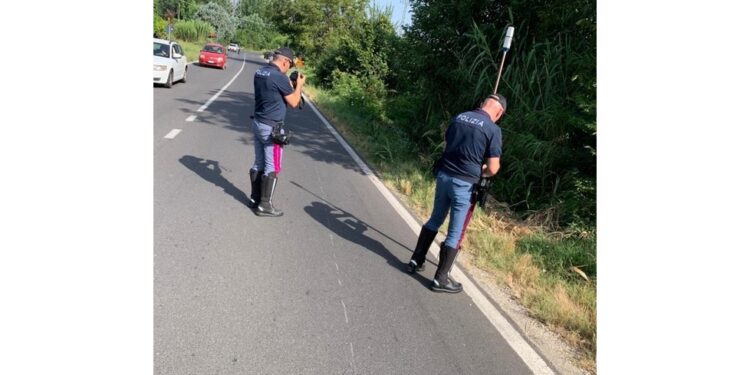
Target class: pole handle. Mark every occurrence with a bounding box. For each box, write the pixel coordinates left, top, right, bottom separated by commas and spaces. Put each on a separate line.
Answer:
492, 51, 507, 94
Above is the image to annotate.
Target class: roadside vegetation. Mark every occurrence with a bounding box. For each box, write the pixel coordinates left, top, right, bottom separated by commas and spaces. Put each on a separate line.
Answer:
155, 0, 596, 372
154, 0, 287, 50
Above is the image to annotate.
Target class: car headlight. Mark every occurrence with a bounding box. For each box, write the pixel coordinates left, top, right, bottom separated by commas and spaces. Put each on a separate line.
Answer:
153, 64, 168, 71
200, 54, 205, 59
218, 57, 223, 61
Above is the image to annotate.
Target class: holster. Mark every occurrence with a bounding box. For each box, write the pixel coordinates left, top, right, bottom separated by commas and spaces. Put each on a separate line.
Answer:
431, 157, 443, 177
474, 177, 492, 208
271, 123, 292, 146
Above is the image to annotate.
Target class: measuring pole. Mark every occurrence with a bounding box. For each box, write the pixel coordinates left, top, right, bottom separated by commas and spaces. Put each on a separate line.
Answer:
492, 26, 514, 94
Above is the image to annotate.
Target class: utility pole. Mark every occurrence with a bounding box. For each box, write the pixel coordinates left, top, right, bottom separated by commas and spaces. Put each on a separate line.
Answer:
167, 16, 173, 41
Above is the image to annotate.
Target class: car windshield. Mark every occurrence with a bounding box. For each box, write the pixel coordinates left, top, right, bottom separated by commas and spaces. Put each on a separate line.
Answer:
203, 45, 224, 54
153, 42, 170, 58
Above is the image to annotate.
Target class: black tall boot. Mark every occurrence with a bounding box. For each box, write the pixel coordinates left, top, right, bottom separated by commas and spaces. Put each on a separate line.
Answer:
406, 226, 438, 274
248, 169, 263, 209
255, 172, 283, 217
431, 243, 463, 293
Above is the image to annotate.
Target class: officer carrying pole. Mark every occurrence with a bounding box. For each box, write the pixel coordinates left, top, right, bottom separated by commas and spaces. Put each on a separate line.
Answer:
405, 26, 514, 294
455, 25, 514, 250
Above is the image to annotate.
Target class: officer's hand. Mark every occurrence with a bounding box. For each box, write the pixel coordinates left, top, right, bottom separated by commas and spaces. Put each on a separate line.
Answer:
296, 73, 306, 87
481, 164, 491, 177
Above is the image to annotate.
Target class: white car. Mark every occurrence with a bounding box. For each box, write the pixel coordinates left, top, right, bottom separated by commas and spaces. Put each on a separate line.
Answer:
153, 38, 188, 88
227, 43, 240, 53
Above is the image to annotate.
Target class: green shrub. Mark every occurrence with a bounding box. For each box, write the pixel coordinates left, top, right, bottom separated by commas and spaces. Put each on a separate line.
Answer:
330, 71, 386, 121
153, 15, 168, 39
269, 34, 290, 49
385, 93, 444, 161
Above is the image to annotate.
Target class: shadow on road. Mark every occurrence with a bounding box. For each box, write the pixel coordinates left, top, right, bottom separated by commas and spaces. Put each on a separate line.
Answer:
179, 155, 249, 207
292, 179, 435, 285
303, 200, 432, 286
290, 181, 415, 251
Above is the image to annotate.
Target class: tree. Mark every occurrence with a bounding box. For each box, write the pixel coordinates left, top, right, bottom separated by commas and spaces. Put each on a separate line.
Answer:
268, 0, 369, 58
235, 13, 276, 48
206, 0, 234, 16
157, 0, 200, 20
237, 0, 272, 18
195, 1, 239, 41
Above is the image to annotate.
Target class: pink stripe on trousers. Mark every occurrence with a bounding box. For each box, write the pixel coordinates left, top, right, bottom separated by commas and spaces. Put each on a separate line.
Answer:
273, 144, 282, 174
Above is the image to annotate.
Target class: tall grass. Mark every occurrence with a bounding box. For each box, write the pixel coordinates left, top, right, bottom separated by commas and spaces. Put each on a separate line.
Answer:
461, 21, 595, 226
174, 20, 213, 42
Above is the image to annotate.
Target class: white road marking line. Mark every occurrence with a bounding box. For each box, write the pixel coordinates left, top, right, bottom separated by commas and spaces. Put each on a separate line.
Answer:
185, 55, 246, 121
304, 93, 556, 375
164, 129, 182, 139
197, 58, 245, 112
349, 342, 355, 370
334, 262, 339, 272
338, 279, 342, 286
341, 300, 349, 324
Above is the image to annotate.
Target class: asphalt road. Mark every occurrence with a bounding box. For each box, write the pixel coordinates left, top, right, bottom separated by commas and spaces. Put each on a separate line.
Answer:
154, 51, 537, 375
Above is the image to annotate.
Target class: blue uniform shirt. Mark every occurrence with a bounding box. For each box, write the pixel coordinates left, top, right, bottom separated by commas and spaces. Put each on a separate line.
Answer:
439, 109, 502, 184
253, 63, 294, 124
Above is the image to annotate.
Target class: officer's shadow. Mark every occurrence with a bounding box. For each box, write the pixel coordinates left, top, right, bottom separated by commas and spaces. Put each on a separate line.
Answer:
179, 155, 249, 207
304, 201, 432, 286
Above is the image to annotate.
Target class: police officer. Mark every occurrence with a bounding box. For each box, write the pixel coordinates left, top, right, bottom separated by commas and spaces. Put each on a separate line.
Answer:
249, 47, 306, 217
406, 94, 506, 293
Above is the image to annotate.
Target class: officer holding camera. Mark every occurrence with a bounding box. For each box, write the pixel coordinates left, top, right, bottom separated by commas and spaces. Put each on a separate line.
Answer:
249, 47, 306, 217
406, 94, 506, 293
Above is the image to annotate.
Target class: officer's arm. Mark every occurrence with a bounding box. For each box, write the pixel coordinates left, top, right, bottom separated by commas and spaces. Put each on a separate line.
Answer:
284, 87, 302, 108
284, 74, 306, 108
482, 157, 501, 177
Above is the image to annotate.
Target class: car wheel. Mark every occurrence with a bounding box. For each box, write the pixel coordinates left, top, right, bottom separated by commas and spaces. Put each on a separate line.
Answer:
182, 67, 187, 83
165, 70, 173, 88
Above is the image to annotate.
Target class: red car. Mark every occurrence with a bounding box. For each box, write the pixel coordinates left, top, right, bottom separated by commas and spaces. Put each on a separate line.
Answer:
199, 43, 227, 69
